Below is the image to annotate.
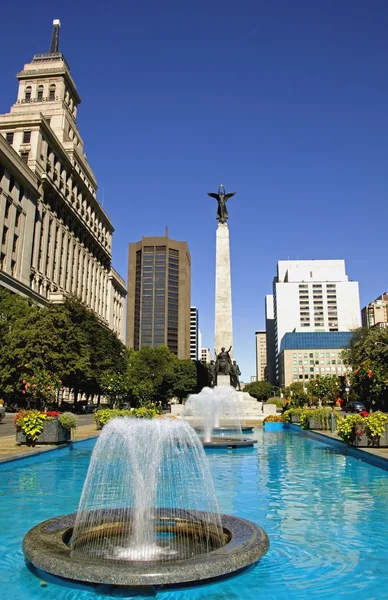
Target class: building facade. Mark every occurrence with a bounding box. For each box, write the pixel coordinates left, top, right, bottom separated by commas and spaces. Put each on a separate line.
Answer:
201, 348, 212, 365
255, 330, 267, 381
0, 21, 126, 340
190, 306, 199, 361
126, 235, 191, 359
265, 294, 276, 385
272, 260, 360, 383
361, 293, 388, 329
278, 331, 353, 387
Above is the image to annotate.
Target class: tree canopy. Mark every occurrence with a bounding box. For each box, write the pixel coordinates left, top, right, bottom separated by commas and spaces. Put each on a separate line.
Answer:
341, 327, 388, 409
243, 380, 273, 400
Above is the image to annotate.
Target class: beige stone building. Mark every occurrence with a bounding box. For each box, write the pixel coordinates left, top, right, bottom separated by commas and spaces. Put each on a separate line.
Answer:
0, 21, 126, 340
361, 293, 388, 329
126, 234, 191, 359
255, 330, 267, 381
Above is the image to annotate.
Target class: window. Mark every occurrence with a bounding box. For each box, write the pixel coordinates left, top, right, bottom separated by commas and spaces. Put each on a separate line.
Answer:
24, 86, 32, 102
12, 236, 18, 254
22, 131, 31, 144
15, 210, 21, 228
6, 132, 13, 144
37, 85, 44, 101
20, 152, 29, 164
49, 84, 56, 101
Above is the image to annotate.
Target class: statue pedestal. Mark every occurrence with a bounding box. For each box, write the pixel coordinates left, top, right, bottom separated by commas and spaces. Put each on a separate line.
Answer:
217, 374, 231, 386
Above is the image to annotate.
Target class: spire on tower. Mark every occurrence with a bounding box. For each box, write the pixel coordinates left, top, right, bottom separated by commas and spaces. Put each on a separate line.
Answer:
49, 19, 61, 53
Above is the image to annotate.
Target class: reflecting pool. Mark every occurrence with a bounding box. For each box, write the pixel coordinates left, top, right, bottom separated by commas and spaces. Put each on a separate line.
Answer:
1, 428, 388, 599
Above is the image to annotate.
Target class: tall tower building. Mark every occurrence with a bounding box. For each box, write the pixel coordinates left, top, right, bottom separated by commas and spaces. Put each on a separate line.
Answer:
255, 331, 267, 381
190, 306, 199, 361
0, 20, 126, 340
126, 235, 191, 359
272, 259, 361, 382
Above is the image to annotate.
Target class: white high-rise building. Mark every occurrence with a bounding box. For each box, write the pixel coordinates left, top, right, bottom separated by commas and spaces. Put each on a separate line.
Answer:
190, 306, 199, 361
272, 260, 361, 381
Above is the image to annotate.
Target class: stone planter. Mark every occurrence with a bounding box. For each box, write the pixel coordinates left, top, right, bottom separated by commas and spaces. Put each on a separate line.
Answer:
264, 422, 284, 431
16, 420, 71, 445
350, 424, 388, 448
291, 415, 301, 424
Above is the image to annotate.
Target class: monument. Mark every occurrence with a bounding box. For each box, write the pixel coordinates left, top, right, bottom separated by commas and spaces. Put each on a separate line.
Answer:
208, 185, 235, 385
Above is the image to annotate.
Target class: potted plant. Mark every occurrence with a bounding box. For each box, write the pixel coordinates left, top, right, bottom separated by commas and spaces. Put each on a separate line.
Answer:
283, 408, 305, 424
263, 415, 284, 431
14, 410, 77, 446
302, 407, 340, 431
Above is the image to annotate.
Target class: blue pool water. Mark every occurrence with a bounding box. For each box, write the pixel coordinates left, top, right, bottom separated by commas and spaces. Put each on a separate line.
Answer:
1, 428, 388, 599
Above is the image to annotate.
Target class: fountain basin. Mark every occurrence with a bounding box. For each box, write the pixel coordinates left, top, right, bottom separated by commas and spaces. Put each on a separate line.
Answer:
23, 509, 269, 586
195, 426, 254, 435
200, 436, 256, 449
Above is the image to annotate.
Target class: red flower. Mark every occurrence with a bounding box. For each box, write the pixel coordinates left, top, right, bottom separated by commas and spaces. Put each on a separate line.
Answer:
360, 410, 369, 417
367, 370, 373, 378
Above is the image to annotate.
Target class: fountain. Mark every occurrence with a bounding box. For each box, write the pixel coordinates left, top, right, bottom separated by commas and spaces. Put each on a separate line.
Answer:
22, 417, 268, 586
183, 385, 255, 448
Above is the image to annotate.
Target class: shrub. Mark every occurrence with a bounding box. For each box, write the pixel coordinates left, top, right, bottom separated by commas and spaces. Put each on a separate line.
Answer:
58, 412, 78, 431
300, 407, 341, 430
337, 414, 364, 444
364, 411, 388, 443
283, 408, 305, 423
266, 398, 285, 409
94, 405, 161, 427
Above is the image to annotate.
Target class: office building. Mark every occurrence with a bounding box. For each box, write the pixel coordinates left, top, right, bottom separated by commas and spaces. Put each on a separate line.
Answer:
255, 330, 267, 381
265, 294, 276, 384
190, 306, 199, 360
278, 331, 353, 387
272, 260, 361, 383
0, 21, 126, 340
361, 293, 388, 329
126, 234, 191, 359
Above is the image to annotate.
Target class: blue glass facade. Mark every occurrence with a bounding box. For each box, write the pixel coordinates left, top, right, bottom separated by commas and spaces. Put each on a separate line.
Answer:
280, 331, 353, 352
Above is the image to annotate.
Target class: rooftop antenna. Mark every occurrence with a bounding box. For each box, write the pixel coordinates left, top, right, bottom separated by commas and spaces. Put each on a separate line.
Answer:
165, 225, 169, 237
49, 19, 61, 53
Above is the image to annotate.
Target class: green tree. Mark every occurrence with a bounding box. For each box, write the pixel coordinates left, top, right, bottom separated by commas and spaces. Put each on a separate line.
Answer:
0, 303, 90, 403
341, 327, 388, 409
243, 380, 273, 400
307, 375, 339, 405
100, 372, 129, 407
127, 346, 177, 405
170, 359, 197, 402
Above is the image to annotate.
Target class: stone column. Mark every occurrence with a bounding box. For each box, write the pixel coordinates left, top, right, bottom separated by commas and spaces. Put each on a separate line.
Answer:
214, 222, 233, 358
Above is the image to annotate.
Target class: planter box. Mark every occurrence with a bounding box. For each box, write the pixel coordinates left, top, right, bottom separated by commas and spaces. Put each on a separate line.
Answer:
16, 420, 71, 445
350, 424, 388, 448
264, 422, 284, 431
308, 417, 333, 431
291, 415, 301, 424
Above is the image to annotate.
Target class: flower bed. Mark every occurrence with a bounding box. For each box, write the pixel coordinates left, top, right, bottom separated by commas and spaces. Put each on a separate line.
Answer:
14, 410, 77, 446
94, 405, 161, 429
337, 412, 388, 447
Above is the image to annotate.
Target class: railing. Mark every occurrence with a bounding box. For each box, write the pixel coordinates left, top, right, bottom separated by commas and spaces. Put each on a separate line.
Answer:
20, 96, 58, 104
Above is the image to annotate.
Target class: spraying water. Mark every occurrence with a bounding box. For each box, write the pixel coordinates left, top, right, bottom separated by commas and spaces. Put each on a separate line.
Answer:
183, 386, 246, 442
70, 418, 225, 564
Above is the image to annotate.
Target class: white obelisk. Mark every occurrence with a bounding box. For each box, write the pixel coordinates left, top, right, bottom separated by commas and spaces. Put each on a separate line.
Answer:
214, 221, 233, 358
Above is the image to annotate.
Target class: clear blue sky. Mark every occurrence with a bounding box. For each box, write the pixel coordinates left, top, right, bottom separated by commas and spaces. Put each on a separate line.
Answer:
1, 1, 388, 380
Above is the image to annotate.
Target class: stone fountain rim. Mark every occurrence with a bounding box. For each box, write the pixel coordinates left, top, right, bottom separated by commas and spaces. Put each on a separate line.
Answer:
200, 436, 256, 448
22, 509, 269, 587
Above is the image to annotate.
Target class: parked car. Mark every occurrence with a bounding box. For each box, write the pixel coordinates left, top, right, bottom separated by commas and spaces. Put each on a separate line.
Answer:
73, 402, 96, 415
343, 401, 367, 413
0, 404, 5, 423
